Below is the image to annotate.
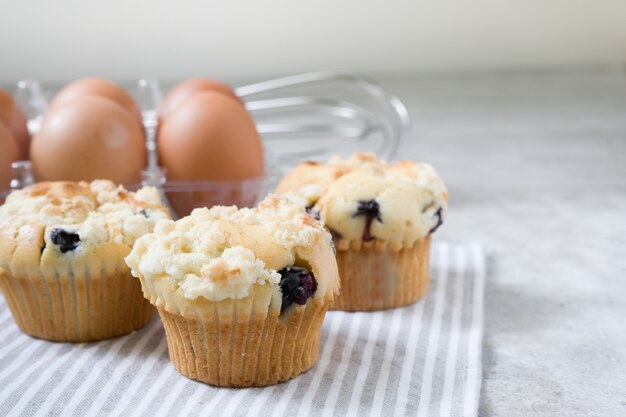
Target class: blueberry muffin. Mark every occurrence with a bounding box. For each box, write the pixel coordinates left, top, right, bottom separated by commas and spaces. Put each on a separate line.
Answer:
0, 180, 170, 341
125, 195, 340, 387
276, 152, 447, 311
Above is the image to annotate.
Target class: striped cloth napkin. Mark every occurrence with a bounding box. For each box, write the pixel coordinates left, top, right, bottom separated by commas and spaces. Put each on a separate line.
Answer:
0, 242, 485, 417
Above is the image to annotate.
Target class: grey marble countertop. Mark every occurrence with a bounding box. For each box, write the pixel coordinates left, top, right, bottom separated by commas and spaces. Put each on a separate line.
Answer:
380, 68, 626, 417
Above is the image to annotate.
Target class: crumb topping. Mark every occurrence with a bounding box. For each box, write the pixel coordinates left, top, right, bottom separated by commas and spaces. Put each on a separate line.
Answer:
276, 152, 448, 249
0, 181, 169, 266
125, 194, 332, 302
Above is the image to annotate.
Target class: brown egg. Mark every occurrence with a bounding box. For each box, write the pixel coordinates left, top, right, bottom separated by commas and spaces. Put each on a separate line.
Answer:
0, 122, 21, 190
0, 88, 30, 159
31, 96, 146, 184
160, 78, 241, 119
158, 91, 263, 181
51, 78, 142, 126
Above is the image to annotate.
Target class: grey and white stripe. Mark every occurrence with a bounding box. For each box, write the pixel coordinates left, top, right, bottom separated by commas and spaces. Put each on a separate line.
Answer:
0, 242, 485, 417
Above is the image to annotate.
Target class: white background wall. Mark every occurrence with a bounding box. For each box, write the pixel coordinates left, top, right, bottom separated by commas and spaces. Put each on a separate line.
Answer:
1, 0, 626, 83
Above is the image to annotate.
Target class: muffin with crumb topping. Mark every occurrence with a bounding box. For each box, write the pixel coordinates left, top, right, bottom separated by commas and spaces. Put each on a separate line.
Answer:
125, 194, 340, 387
276, 152, 447, 311
0, 180, 170, 341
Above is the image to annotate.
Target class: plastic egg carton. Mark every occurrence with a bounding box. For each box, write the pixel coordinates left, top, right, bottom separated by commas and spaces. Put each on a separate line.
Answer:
2, 72, 410, 218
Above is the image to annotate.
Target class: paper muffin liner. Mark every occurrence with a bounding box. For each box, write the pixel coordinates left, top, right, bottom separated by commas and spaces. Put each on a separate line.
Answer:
157, 293, 331, 388
330, 235, 431, 311
0, 261, 155, 342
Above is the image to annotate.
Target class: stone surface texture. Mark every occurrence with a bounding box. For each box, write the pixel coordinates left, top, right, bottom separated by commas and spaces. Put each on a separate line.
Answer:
380, 68, 626, 417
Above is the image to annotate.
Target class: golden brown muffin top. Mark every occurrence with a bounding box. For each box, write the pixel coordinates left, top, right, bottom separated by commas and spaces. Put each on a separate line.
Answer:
276, 152, 448, 251
125, 194, 339, 316
0, 180, 170, 276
